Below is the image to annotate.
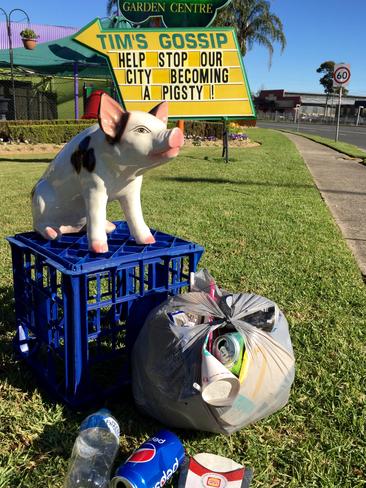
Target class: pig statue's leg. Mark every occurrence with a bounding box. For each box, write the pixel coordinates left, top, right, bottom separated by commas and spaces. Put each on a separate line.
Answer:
106, 221, 116, 233
32, 180, 62, 239
81, 175, 109, 253
79, 221, 116, 234
33, 179, 87, 239
119, 176, 155, 244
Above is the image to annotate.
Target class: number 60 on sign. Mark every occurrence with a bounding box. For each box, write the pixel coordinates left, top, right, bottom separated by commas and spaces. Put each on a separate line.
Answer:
333, 63, 351, 87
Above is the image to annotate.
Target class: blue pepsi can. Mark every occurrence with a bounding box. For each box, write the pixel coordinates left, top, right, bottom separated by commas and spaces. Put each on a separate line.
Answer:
110, 429, 185, 488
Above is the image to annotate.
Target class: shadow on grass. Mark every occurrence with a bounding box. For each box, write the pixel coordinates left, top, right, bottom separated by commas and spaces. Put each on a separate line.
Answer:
0, 285, 15, 328
27, 388, 160, 461
0, 286, 51, 400
0, 285, 213, 453
158, 175, 315, 189
320, 188, 366, 197
0, 156, 52, 163
28, 405, 211, 487
182, 154, 242, 163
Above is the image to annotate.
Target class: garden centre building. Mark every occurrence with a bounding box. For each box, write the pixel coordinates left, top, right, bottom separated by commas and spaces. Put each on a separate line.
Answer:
0, 19, 127, 120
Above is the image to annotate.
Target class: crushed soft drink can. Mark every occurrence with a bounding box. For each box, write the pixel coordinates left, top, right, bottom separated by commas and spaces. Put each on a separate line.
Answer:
110, 429, 185, 488
213, 332, 245, 377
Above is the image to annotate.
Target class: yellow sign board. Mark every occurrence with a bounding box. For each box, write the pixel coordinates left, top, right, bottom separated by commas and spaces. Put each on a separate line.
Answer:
74, 19, 255, 119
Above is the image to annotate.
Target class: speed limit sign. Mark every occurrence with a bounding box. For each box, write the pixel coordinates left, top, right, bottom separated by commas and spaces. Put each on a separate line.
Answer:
333, 63, 351, 87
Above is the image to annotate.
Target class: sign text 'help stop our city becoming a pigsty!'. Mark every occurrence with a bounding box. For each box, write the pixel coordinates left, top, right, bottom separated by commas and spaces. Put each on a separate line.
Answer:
74, 19, 255, 119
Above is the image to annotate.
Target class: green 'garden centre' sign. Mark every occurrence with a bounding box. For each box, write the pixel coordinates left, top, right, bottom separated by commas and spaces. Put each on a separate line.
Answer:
119, 0, 231, 27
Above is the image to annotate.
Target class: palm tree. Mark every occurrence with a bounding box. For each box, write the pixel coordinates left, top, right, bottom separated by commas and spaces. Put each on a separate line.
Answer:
107, 0, 118, 16
214, 0, 286, 67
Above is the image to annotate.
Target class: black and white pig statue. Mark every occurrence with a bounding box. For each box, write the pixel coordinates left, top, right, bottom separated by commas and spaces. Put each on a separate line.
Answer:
31, 93, 184, 252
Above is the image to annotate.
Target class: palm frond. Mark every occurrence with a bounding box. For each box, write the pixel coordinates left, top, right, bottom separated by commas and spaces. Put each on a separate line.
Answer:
214, 0, 286, 65
106, 0, 118, 15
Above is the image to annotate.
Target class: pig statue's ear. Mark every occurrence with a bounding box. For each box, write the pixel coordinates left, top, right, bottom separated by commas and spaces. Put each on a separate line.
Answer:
149, 101, 168, 125
98, 93, 129, 140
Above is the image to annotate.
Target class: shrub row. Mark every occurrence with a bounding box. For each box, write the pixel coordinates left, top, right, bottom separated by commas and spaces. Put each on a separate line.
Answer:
0, 121, 97, 144
234, 119, 256, 128
0, 119, 96, 127
184, 121, 224, 139
183, 119, 256, 139
0, 118, 256, 144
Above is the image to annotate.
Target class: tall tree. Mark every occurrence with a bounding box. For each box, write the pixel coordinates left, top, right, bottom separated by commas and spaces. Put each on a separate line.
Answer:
317, 61, 335, 96
317, 61, 334, 119
214, 0, 286, 66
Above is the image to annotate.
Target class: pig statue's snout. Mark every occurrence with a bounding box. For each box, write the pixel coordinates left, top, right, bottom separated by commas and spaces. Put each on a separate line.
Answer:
150, 126, 184, 161
169, 127, 185, 150
165, 127, 185, 158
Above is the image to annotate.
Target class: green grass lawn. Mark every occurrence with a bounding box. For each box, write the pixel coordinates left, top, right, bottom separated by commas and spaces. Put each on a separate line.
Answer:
278, 129, 366, 162
0, 129, 365, 487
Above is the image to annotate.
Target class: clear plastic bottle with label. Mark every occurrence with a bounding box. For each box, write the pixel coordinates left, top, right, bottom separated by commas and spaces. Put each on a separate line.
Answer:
64, 409, 120, 488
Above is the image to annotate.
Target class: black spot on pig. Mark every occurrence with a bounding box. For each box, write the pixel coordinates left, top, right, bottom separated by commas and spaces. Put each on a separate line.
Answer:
83, 148, 96, 172
79, 136, 91, 152
71, 136, 96, 173
71, 150, 82, 173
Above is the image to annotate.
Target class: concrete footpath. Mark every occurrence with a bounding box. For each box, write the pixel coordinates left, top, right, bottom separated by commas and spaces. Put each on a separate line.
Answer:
284, 132, 366, 277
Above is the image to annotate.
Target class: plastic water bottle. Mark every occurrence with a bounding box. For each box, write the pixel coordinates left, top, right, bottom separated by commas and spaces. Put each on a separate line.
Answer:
64, 409, 120, 488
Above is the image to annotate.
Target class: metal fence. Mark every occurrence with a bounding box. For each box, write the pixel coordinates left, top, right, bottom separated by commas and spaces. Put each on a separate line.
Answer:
0, 75, 113, 121
0, 78, 57, 120
256, 110, 365, 126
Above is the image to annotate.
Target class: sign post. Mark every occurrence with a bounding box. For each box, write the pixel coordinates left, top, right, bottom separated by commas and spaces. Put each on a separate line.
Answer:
333, 63, 351, 142
335, 86, 343, 143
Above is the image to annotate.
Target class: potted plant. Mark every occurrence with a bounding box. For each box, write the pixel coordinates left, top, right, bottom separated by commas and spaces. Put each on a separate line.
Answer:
20, 29, 39, 50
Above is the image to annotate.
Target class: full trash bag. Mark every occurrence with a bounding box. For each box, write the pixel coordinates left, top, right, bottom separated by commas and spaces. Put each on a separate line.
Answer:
132, 270, 295, 434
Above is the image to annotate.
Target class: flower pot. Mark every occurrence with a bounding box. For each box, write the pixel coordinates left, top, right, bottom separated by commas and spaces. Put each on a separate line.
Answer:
22, 38, 37, 50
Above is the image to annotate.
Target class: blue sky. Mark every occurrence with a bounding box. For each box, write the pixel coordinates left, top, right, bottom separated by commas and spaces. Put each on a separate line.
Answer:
1, 0, 365, 96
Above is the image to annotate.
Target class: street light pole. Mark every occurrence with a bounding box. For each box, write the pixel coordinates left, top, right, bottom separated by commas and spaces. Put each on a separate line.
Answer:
295, 104, 301, 132
0, 7, 30, 120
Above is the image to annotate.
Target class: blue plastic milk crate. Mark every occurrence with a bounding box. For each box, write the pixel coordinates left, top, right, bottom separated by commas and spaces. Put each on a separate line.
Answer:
7, 221, 204, 408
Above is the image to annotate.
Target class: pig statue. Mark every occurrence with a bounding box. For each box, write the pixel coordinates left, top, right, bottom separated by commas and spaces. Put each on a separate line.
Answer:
31, 93, 184, 252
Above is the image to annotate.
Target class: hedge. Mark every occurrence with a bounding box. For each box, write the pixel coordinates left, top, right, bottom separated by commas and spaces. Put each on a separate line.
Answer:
184, 121, 224, 139
0, 120, 97, 144
3, 119, 96, 126
0, 118, 256, 144
183, 119, 256, 139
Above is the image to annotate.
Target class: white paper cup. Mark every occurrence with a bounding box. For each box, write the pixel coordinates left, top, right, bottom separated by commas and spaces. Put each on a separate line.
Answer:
201, 351, 240, 406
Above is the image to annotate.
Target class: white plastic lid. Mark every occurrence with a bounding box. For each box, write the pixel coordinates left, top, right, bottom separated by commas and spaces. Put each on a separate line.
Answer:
201, 377, 239, 406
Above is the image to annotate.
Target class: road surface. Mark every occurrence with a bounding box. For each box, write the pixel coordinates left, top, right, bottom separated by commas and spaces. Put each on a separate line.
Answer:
257, 121, 366, 152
